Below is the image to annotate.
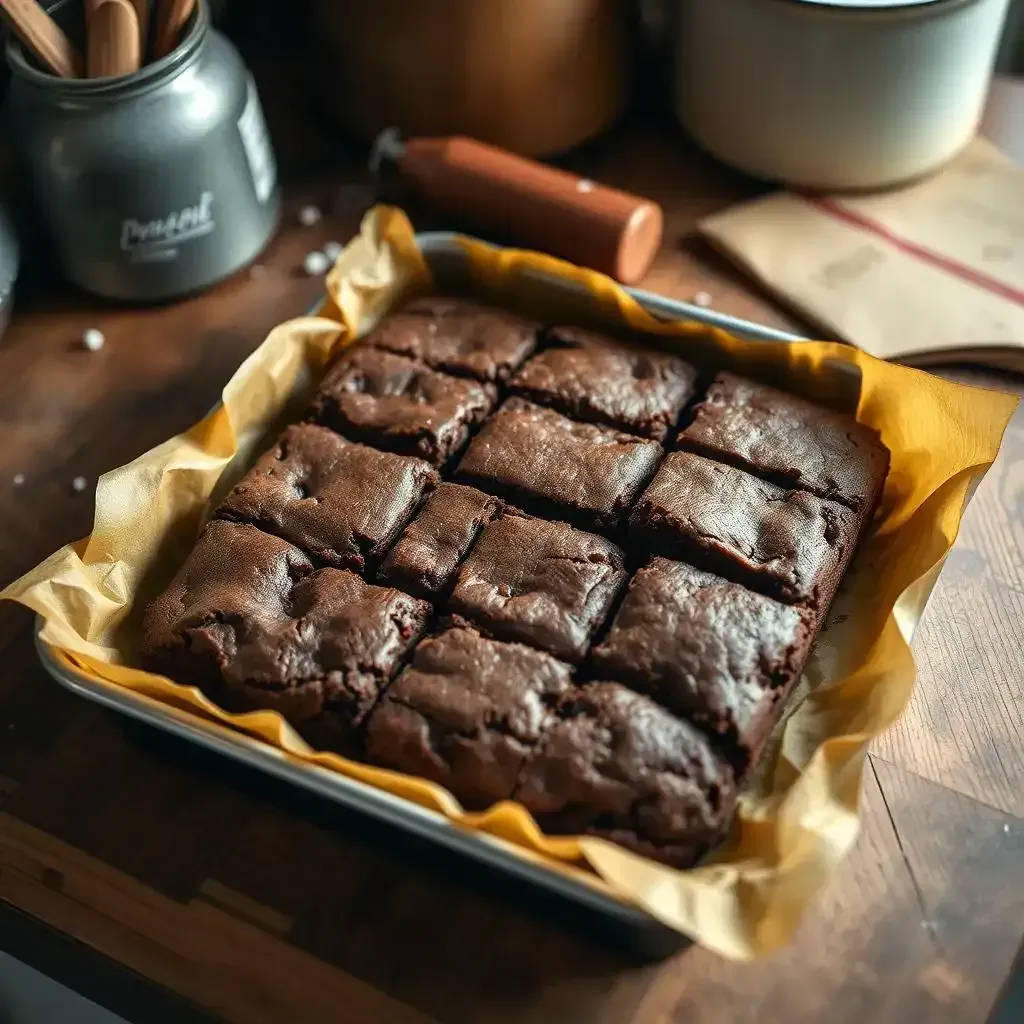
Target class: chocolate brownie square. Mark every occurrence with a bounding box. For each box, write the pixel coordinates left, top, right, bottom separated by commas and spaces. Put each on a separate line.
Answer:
511, 327, 697, 440
514, 683, 736, 867
591, 558, 814, 772
141, 520, 430, 748
378, 483, 501, 600
366, 297, 538, 383
365, 624, 574, 808
308, 346, 495, 466
217, 424, 438, 572
448, 511, 628, 662
678, 372, 890, 511
629, 451, 860, 609
455, 398, 662, 529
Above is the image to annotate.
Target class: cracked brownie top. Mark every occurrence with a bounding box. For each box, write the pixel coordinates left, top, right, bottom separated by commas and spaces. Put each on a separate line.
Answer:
511, 326, 697, 441
456, 398, 662, 529
629, 450, 855, 608
515, 681, 736, 867
308, 346, 496, 467
365, 623, 574, 807
678, 372, 889, 511
591, 557, 813, 771
379, 482, 502, 600
448, 510, 629, 662
217, 423, 438, 572
142, 519, 430, 728
365, 296, 539, 383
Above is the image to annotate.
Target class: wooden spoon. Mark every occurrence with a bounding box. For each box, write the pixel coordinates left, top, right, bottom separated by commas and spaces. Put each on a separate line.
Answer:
151, 0, 194, 60
0, 0, 83, 78
129, 0, 150, 57
87, 0, 141, 78
87, 0, 148, 68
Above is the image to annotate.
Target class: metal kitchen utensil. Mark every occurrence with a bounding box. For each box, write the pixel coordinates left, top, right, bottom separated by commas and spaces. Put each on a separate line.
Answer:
34, 230, 808, 954
5, 0, 279, 302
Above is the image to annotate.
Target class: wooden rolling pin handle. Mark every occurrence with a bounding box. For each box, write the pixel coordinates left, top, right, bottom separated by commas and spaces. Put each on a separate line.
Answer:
398, 136, 663, 284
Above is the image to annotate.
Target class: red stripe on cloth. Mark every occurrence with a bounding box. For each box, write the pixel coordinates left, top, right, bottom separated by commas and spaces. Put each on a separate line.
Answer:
803, 195, 1024, 308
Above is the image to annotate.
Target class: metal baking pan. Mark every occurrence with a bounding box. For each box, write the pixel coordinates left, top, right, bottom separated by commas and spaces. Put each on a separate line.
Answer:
35, 231, 810, 955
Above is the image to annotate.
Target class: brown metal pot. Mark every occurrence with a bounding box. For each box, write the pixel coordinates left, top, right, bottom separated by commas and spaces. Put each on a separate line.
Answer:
309, 0, 631, 158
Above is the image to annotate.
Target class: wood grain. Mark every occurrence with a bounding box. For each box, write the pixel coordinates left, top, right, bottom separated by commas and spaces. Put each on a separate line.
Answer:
633, 759, 1024, 1023
152, 0, 195, 59
86, 0, 141, 78
0, 17, 1021, 1021
0, 814, 438, 1024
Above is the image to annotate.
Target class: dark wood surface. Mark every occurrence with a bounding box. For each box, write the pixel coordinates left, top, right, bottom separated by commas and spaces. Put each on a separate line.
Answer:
0, 28, 1022, 1022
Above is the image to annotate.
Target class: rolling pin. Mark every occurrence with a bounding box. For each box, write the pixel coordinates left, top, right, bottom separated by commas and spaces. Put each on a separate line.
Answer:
371, 130, 664, 285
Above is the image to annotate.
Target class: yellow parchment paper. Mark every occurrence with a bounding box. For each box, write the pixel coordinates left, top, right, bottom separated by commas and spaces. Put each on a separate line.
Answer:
3, 208, 1016, 961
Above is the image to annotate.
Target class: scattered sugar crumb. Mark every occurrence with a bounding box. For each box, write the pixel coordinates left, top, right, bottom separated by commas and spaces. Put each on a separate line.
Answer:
576, 179, 595, 193
1004, 823, 1011, 833
298, 205, 322, 227
72, 476, 88, 493
12, 473, 24, 486
82, 328, 105, 352
693, 291, 712, 307
323, 241, 343, 263
303, 251, 331, 276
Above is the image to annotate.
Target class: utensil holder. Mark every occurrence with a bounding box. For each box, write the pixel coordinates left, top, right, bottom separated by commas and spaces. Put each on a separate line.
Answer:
5, 0, 279, 302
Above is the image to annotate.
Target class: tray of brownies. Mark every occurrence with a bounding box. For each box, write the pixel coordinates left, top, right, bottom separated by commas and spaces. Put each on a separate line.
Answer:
8, 210, 1014, 960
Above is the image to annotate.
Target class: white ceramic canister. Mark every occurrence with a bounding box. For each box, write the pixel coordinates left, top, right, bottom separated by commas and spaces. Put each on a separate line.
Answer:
672, 0, 1012, 190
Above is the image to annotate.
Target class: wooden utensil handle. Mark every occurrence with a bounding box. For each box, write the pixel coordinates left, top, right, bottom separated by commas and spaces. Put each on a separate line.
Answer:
399, 136, 663, 284
130, 0, 150, 55
152, 0, 195, 59
0, 0, 83, 78
87, 0, 141, 78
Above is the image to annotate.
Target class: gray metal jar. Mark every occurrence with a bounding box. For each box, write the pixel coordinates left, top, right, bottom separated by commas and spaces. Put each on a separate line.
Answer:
5, 1, 279, 302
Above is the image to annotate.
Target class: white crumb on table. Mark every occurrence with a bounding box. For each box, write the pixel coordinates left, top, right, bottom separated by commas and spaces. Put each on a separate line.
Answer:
693, 291, 712, 308
323, 241, 343, 263
72, 476, 88, 493
298, 205, 323, 227
12, 473, 24, 486
82, 328, 105, 352
303, 251, 331, 277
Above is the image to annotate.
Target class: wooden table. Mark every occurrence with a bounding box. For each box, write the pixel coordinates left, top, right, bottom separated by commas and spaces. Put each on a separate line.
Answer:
0, 38, 1021, 1022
